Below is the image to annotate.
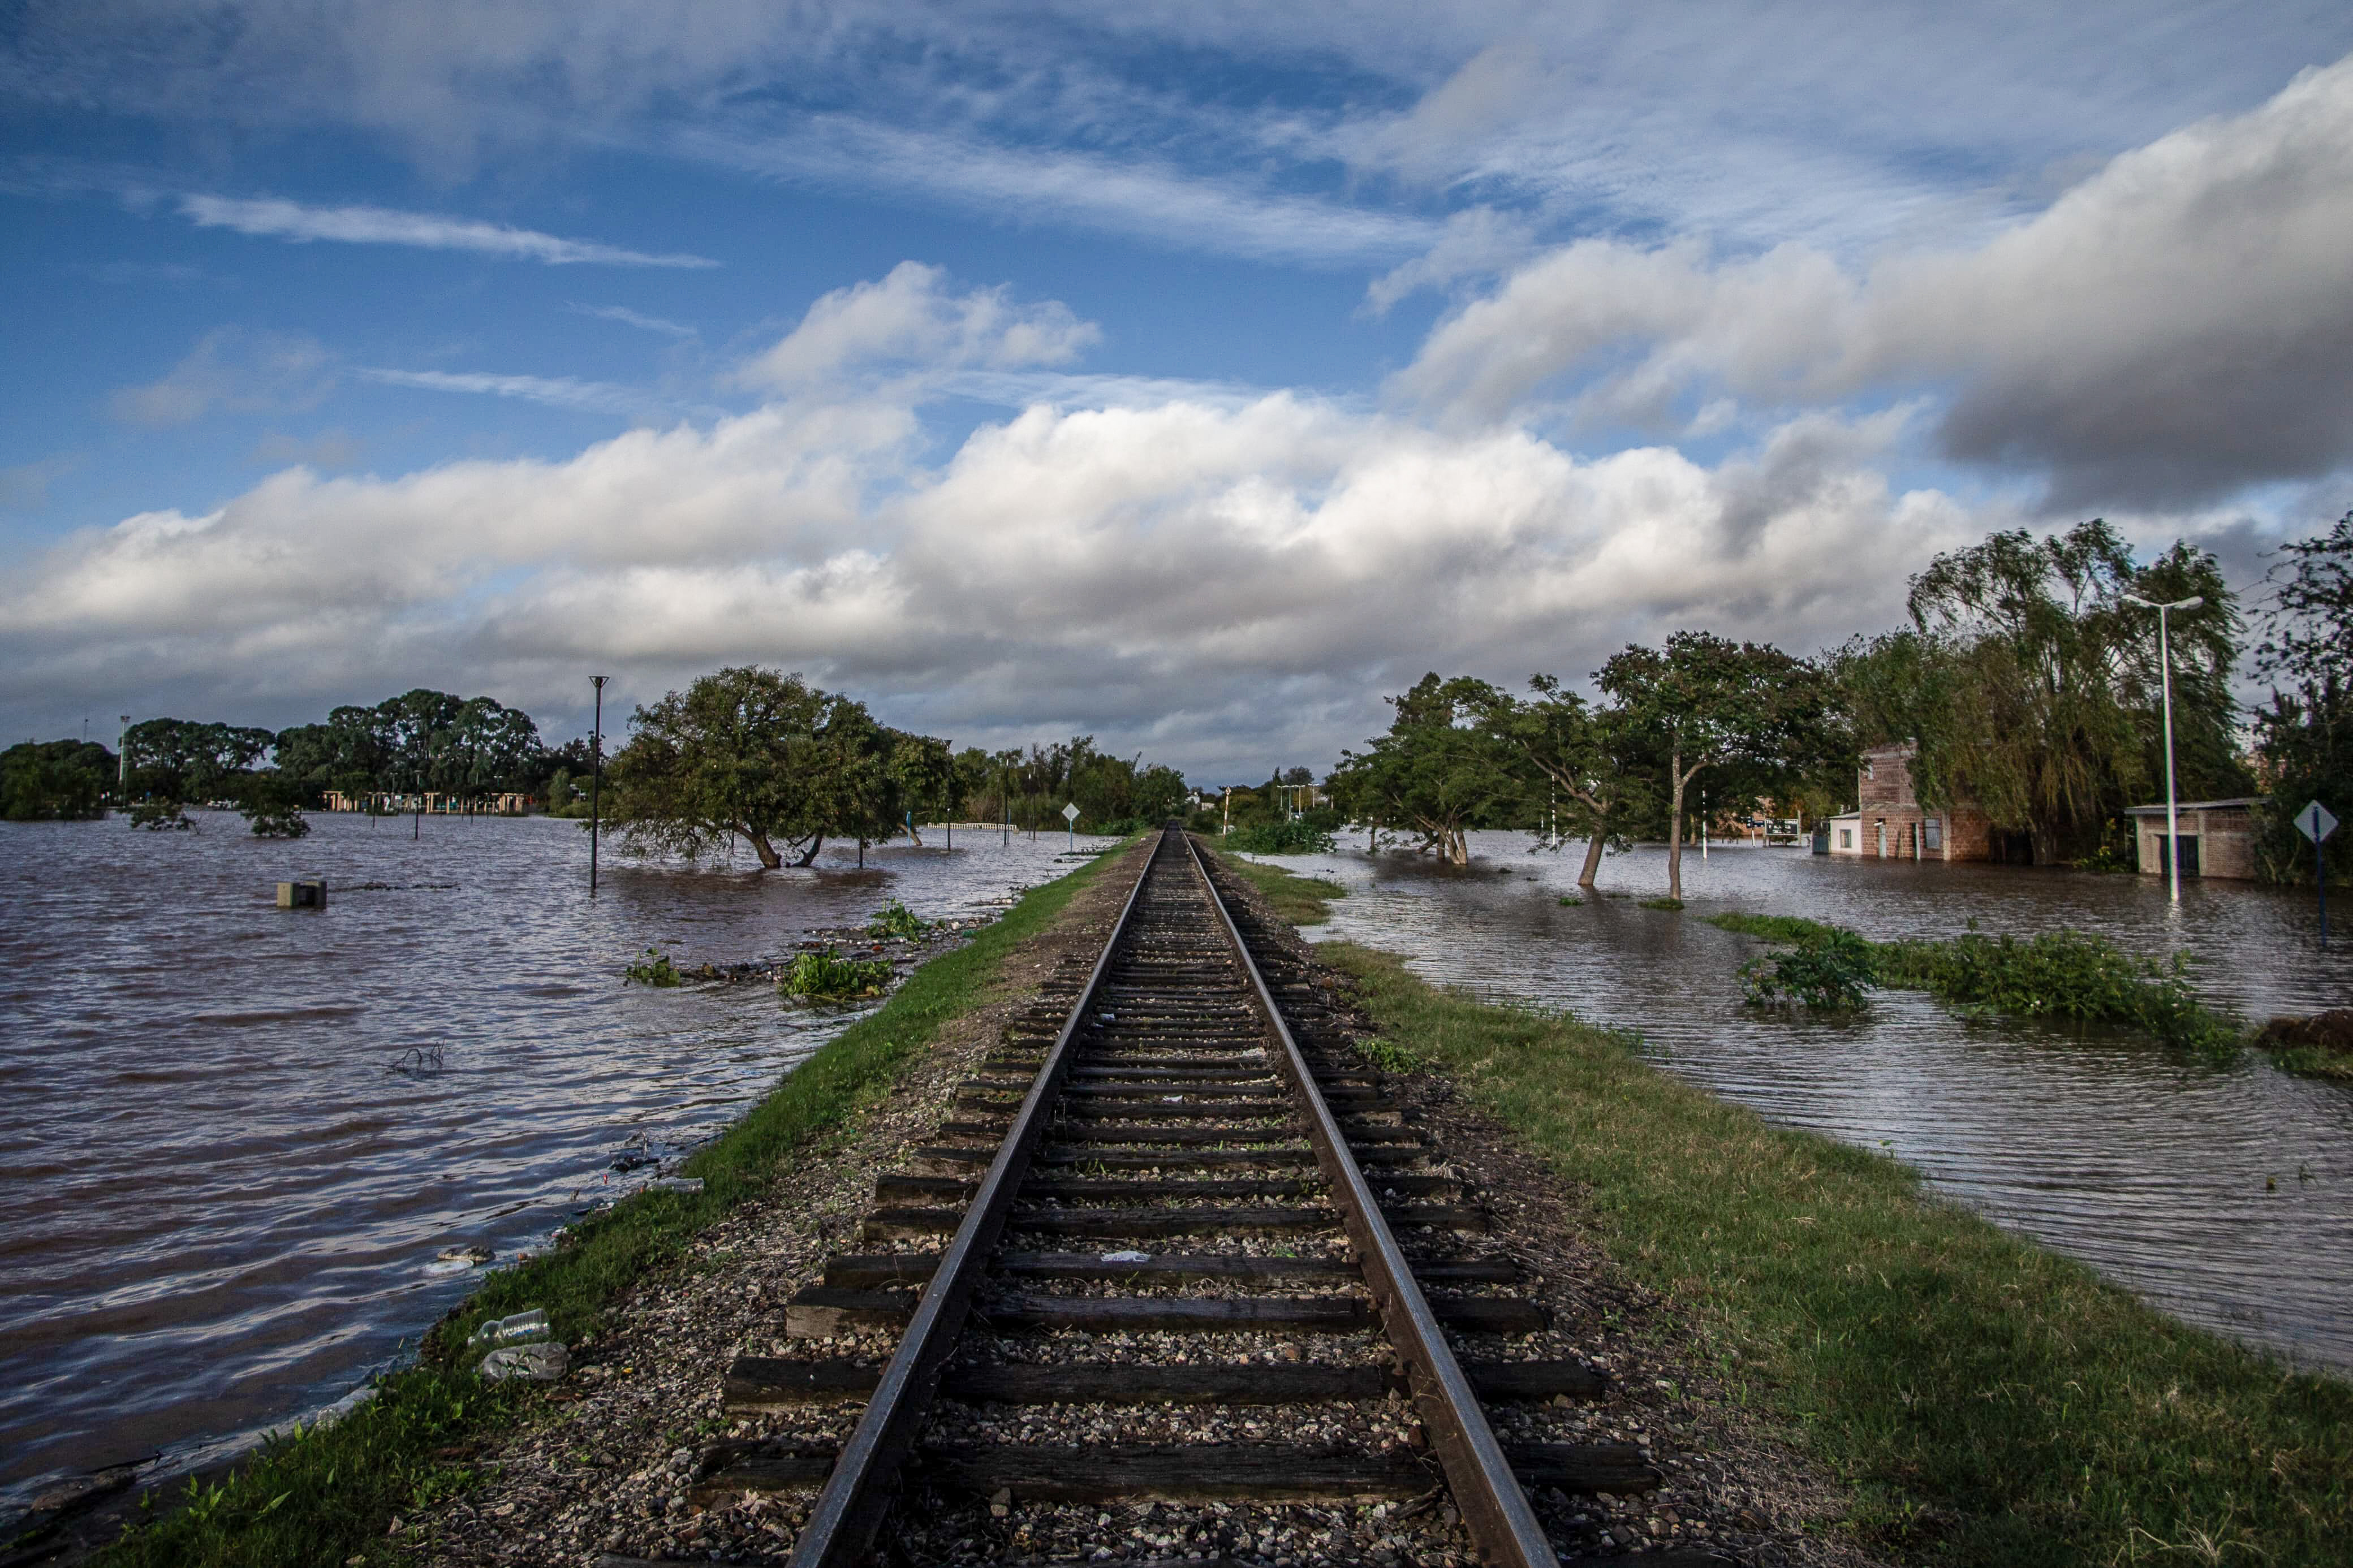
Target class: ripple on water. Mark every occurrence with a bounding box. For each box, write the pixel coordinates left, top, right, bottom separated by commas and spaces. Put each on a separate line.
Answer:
1273, 831, 2353, 1376
0, 814, 1107, 1510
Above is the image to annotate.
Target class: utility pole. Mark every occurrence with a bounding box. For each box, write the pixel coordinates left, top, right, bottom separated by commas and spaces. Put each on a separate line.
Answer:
1002, 768, 1010, 848
117, 715, 130, 803
2123, 593, 2204, 904
590, 675, 609, 894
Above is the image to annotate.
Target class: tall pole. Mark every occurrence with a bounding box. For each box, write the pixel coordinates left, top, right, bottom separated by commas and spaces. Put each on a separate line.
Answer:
1001, 768, 1009, 848
117, 714, 130, 802
590, 675, 608, 895
2158, 607, 2180, 906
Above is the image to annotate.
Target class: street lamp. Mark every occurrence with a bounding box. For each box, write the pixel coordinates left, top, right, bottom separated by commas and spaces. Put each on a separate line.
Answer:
589, 675, 608, 894
2122, 593, 2204, 905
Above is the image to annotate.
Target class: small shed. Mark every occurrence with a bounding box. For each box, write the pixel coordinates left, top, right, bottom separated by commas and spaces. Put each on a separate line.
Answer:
1822, 811, 1864, 856
2126, 797, 2265, 880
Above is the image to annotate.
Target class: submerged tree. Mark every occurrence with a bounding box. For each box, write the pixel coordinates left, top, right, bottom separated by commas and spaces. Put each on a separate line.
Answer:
1842, 520, 2245, 865
1328, 673, 1523, 865
2251, 510, 2352, 885
122, 718, 273, 806
1599, 632, 1845, 902
1464, 676, 1644, 889
0, 740, 117, 821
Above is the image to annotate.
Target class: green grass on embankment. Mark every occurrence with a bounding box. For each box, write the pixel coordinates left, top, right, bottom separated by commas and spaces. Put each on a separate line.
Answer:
83, 842, 1138, 1568
1209, 845, 1344, 926
1324, 940, 2353, 1568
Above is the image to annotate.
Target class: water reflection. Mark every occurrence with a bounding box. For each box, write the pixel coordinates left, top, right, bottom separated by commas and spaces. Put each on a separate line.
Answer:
1265, 832, 2353, 1375
0, 814, 1108, 1508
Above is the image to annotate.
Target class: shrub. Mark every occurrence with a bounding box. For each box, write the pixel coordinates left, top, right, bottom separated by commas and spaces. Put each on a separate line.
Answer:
623, 948, 682, 987
866, 900, 929, 940
1739, 928, 1877, 1009
130, 800, 193, 831
1874, 929, 2239, 1056
1225, 819, 1337, 854
779, 948, 894, 1000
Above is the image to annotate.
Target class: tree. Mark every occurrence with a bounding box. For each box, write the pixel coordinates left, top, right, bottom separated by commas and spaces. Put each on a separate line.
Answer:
234, 772, 311, 837
1600, 632, 1844, 901
1, 740, 116, 820
1328, 673, 1523, 865
122, 719, 273, 805
1843, 520, 2246, 865
2251, 510, 2352, 885
1464, 676, 1645, 889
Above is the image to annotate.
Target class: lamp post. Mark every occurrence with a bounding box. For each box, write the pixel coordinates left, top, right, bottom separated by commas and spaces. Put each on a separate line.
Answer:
589, 675, 608, 895
2122, 593, 2204, 905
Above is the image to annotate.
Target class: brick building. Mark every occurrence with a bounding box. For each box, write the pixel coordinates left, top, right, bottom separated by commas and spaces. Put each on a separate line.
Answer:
2126, 797, 2263, 880
1822, 743, 2029, 864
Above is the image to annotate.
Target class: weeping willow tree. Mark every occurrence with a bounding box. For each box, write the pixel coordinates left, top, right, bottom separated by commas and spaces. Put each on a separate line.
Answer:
1839, 520, 2246, 865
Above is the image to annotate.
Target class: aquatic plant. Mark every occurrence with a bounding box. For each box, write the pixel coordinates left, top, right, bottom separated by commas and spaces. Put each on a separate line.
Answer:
1225, 818, 1338, 854
129, 800, 193, 831
1639, 897, 1685, 912
866, 900, 930, 940
1557, 895, 1582, 906
779, 948, 893, 1000
623, 947, 682, 987
1738, 928, 1877, 1010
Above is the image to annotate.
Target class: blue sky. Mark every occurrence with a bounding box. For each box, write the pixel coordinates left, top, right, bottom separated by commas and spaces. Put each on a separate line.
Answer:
5, 3, 2352, 777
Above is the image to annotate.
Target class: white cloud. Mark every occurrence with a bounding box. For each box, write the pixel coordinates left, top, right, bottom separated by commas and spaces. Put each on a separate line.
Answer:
109, 328, 337, 426
1363, 206, 1539, 314
1395, 54, 2353, 504
569, 303, 697, 337
178, 195, 717, 267
356, 367, 673, 418
740, 262, 1101, 391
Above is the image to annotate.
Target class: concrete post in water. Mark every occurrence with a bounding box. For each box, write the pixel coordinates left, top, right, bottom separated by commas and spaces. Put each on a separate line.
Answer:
275, 880, 327, 909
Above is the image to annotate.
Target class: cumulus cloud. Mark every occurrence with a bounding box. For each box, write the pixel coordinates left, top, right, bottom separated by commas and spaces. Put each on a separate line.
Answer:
740, 262, 1101, 392
2, 355, 1984, 774
1395, 55, 2353, 506
108, 328, 337, 426
179, 195, 717, 267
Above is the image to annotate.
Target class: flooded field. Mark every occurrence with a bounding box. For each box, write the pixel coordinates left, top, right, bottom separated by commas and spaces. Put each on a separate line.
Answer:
1265, 832, 2353, 1376
0, 813, 1110, 1513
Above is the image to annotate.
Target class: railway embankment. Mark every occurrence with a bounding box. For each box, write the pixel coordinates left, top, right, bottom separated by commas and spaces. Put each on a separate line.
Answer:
68, 840, 2351, 1568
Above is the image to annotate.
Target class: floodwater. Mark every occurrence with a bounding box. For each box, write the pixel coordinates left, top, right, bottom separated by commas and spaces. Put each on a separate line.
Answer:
0, 812, 1110, 1513
1262, 831, 2353, 1376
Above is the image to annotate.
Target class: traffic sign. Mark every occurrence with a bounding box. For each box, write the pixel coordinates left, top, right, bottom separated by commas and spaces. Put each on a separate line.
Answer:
1061, 802, 1080, 823
2294, 800, 2338, 844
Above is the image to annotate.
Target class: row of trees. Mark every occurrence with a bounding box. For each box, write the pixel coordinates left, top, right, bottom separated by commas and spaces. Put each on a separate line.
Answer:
947, 737, 1192, 835
1329, 634, 1847, 900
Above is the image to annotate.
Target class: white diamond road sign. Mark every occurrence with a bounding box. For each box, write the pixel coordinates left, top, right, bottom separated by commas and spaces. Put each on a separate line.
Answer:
1062, 802, 1080, 823
2295, 800, 2338, 844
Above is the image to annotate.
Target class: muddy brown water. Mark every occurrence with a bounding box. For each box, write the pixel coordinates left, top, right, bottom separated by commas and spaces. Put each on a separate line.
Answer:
1260, 832, 2353, 1377
0, 813, 1112, 1515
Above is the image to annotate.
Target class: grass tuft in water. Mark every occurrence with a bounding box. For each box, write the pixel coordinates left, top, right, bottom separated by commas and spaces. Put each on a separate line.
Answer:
1322, 939, 2353, 1568
865, 900, 929, 940
778, 948, 894, 1000
1639, 896, 1685, 911
622, 947, 680, 987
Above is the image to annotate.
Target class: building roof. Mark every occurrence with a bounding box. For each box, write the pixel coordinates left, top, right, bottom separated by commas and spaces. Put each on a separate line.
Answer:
2123, 797, 2268, 815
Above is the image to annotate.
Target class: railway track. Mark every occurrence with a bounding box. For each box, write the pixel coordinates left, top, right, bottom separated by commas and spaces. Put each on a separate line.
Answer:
688, 826, 1687, 1566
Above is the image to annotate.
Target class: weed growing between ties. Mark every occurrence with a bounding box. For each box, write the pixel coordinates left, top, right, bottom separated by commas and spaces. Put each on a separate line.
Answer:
779, 948, 894, 1000
1210, 846, 1345, 926
622, 947, 681, 987
1322, 940, 2353, 1568
1709, 912, 2243, 1056
866, 899, 930, 940
93, 842, 1137, 1568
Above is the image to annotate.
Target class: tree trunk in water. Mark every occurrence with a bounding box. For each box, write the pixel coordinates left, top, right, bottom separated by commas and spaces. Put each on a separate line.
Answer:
746, 828, 782, 870
792, 832, 825, 869
907, 822, 924, 847
1576, 822, 1606, 888
1666, 753, 1686, 902
1449, 828, 1469, 866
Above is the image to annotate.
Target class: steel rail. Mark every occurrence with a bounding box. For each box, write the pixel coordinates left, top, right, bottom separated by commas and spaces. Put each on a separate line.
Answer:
786, 834, 1159, 1568
1182, 833, 1558, 1568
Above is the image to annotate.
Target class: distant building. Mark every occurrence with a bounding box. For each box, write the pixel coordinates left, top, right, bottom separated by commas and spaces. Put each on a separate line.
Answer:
1823, 743, 2031, 863
2125, 797, 2264, 880
324, 789, 535, 815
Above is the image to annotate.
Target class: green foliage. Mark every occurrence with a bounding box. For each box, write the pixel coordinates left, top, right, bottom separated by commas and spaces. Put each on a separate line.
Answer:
128, 799, 193, 831
1556, 895, 1581, 906
1838, 521, 2247, 865
1326, 673, 1524, 865
1713, 909, 2242, 1054
235, 772, 311, 838
1738, 927, 1876, 1009
97, 844, 1132, 1568
1354, 1035, 1427, 1073
2250, 511, 2351, 887
779, 948, 894, 1000
1638, 897, 1684, 910
0, 738, 115, 820
123, 717, 273, 804
623, 947, 682, 987
1223, 818, 1336, 854
950, 737, 1191, 833
1325, 940, 2353, 1568
1210, 847, 1345, 926
866, 900, 930, 939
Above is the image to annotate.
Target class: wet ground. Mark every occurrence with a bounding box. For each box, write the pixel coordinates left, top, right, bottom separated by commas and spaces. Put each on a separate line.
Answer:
1257, 831, 2353, 1377
0, 813, 1111, 1514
